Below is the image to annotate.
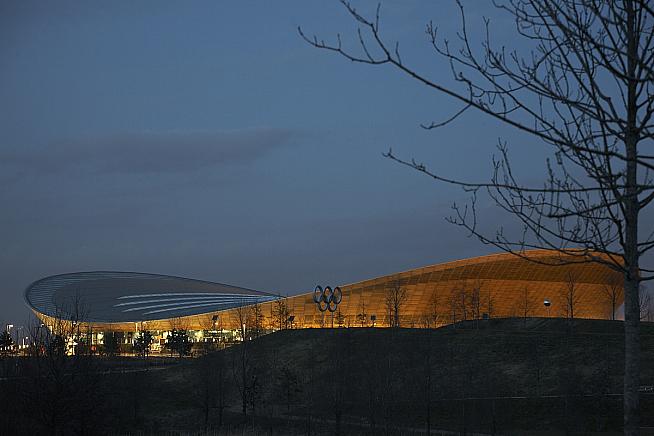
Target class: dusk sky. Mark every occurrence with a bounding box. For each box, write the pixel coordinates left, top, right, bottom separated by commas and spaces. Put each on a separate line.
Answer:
2, 1, 650, 323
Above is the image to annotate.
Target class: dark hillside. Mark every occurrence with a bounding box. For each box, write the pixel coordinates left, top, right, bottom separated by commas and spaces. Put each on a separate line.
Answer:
128, 318, 654, 435
2, 318, 653, 435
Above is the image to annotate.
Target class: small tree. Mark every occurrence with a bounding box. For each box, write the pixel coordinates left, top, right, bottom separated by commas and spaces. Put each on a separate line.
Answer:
335, 310, 345, 328
485, 288, 494, 319
427, 291, 441, 327
560, 273, 581, 320
520, 286, 534, 326
249, 302, 266, 338
449, 287, 460, 325
385, 279, 407, 328
232, 303, 255, 417
469, 281, 483, 325
102, 331, 119, 356
133, 331, 153, 359
272, 297, 291, 331
455, 282, 469, 322
640, 285, 653, 321
357, 297, 368, 327
47, 332, 66, 356
165, 329, 191, 358
603, 278, 624, 321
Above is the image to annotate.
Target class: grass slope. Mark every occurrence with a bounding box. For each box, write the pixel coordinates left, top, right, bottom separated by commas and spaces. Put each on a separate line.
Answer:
112, 318, 654, 435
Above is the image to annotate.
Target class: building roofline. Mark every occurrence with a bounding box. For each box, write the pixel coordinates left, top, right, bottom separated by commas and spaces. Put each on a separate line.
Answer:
23, 270, 277, 315
335, 248, 615, 291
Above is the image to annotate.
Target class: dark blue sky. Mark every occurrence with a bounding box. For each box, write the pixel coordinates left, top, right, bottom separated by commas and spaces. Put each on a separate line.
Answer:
1, 1, 649, 323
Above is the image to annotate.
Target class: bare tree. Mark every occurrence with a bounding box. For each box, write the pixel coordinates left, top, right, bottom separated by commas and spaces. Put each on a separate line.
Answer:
385, 278, 407, 327
166, 317, 191, 357
470, 281, 483, 325
23, 298, 105, 435
455, 281, 469, 322
335, 310, 346, 328
603, 277, 624, 320
640, 285, 653, 321
485, 288, 495, 319
133, 330, 153, 359
420, 291, 441, 328
271, 296, 291, 331
232, 302, 257, 418
449, 287, 460, 325
520, 286, 535, 325
301, 3, 654, 431
560, 273, 581, 320
357, 297, 368, 327
428, 290, 441, 327
249, 302, 266, 338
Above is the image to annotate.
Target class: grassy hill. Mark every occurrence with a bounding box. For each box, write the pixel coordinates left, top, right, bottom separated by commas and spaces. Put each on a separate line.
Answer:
3, 318, 653, 435
109, 318, 654, 435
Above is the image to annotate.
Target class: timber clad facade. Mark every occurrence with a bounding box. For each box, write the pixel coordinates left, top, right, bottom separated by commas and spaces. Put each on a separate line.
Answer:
25, 250, 624, 333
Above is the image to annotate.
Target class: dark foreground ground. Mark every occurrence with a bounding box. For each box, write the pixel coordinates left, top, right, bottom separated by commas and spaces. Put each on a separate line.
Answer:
1, 318, 653, 435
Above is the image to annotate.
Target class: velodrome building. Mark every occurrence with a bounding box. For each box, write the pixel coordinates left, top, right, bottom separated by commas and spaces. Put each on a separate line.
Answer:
24, 250, 624, 346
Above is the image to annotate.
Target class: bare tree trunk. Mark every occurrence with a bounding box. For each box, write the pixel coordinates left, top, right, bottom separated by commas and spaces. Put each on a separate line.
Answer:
241, 345, 247, 418
624, 260, 640, 435
623, 2, 640, 432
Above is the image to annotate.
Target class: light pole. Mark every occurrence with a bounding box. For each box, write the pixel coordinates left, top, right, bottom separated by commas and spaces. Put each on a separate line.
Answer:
543, 299, 551, 317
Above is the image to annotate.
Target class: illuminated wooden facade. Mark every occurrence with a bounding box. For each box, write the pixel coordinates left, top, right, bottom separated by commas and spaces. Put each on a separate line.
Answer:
206, 249, 624, 330
28, 250, 624, 332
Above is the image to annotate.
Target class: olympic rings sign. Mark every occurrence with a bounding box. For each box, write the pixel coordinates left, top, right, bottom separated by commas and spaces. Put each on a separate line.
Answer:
313, 285, 342, 312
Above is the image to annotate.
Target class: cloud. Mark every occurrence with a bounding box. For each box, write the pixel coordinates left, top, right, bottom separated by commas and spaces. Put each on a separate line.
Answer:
0, 127, 295, 174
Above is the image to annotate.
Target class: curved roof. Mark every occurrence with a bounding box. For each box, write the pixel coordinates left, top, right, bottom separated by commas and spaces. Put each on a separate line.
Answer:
344, 249, 619, 290
25, 271, 278, 323
24, 250, 623, 330
315, 249, 623, 326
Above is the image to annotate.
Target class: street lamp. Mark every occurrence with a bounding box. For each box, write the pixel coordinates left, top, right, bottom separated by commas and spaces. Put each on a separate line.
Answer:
543, 299, 551, 317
